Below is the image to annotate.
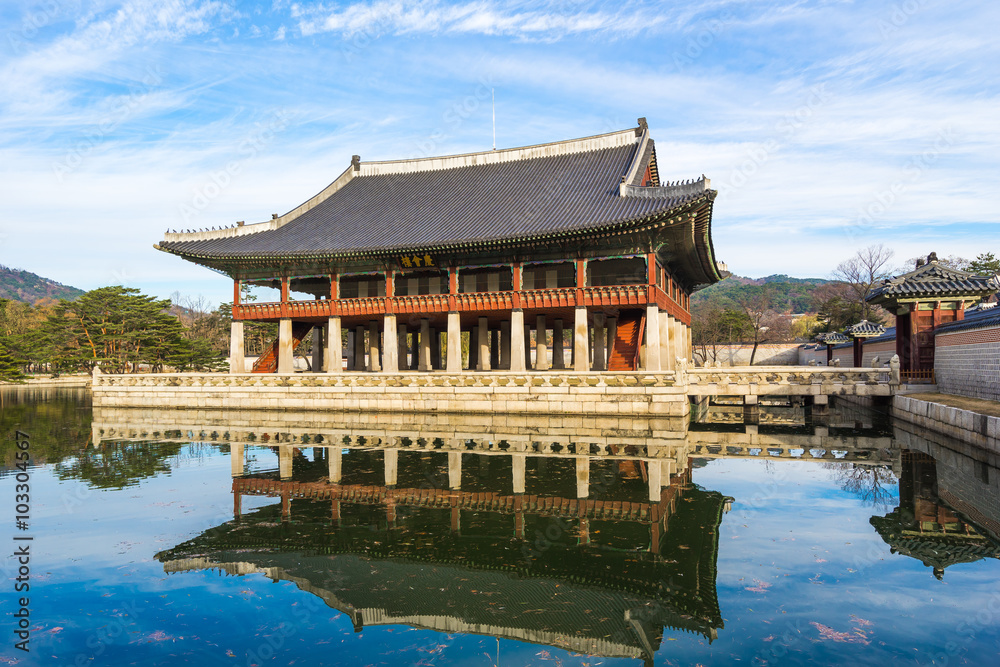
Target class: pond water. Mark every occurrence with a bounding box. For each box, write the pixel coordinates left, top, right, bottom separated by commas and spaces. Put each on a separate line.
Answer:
2, 387, 1000, 666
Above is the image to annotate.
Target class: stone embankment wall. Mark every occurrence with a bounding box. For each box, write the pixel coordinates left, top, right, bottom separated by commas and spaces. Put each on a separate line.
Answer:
893, 395, 999, 454
91, 371, 691, 417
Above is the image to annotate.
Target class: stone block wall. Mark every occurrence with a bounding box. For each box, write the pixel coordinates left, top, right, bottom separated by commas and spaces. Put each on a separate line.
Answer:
934, 324, 1000, 402
862, 339, 896, 367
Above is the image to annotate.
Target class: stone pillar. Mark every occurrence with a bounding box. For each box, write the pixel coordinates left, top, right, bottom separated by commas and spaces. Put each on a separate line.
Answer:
409, 327, 419, 370
277, 318, 294, 373
327, 317, 342, 372
311, 326, 323, 373
279, 446, 292, 479
666, 315, 678, 371
490, 329, 500, 370
446, 313, 462, 372
535, 315, 549, 370
397, 324, 408, 371
512, 454, 526, 494
469, 326, 479, 370
430, 328, 441, 369
448, 452, 462, 490
687, 324, 693, 362
500, 321, 512, 370
552, 318, 565, 369
744, 395, 760, 425
576, 457, 589, 499
354, 326, 366, 371
419, 318, 432, 371
382, 314, 398, 372
328, 446, 342, 483
592, 313, 606, 371
644, 304, 661, 371
345, 329, 355, 370
606, 316, 617, 368
231, 443, 244, 477
659, 311, 673, 371
648, 459, 662, 502
384, 449, 398, 487
367, 320, 381, 372
477, 317, 490, 371
574, 307, 589, 372
229, 321, 245, 373
509, 311, 526, 372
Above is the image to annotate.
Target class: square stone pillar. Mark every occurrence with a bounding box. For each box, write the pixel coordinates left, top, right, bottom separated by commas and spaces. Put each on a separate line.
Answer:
490, 329, 500, 370
345, 329, 355, 370
659, 311, 673, 371
231, 443, 245, 476
419, 318, 433, 371
477, 317, 491, 371
574, 307, 589, 372
524, 324, 532, 368
326, 317, 341, 372
448, 452, 462, 490
446, 312, 462, 372
686, 324, 693, 362
643, 304, 661, 371
384, 449, 397, 487
382, 314, 398, 372
500, 321, 512, 370
666, 315, 678, 370
279, 446, 293, 479
328, 446, 342, 483
592, 313, 606, 371
552, 318, 565, 369
367, 320, 381, 372
648, 459, 662, 502
229, 321, 245, 373
512, 454, 526, 494
430, 328, 441, 369
312, 326, 323, 373
277, 318, 294, 373
606, 316, 617, 369
409, 327, 419, 370
576, 457, 589, 499
509, 311, 526, 372
354, 326, 366, 371
672, 319, 683, 367
469, 326, 479, 369
535, 315, 549, 370
397, 324, 408, 371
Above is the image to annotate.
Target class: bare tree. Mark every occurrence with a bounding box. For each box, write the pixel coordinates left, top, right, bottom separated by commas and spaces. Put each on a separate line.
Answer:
734, 285, 793, 365
832, 244, 895, 322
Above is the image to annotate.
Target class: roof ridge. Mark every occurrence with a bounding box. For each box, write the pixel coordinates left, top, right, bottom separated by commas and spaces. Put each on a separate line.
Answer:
358, 126, 640, 177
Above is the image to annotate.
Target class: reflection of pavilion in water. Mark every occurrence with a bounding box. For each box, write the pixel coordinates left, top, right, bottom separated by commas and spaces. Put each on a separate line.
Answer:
143, 410, 730, 663
871, 423, 1000, 579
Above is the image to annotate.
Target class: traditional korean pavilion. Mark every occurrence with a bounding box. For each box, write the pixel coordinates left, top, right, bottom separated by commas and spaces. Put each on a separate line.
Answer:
156, 119, 723, 373
866, 253, 998, 380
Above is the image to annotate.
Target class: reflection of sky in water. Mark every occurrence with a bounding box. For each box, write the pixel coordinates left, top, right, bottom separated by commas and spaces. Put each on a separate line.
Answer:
4, 391, 1000, 666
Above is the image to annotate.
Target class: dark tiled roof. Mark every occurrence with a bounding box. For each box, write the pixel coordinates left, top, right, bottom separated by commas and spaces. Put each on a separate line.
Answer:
157, 130, 712, 264
821, 332, 850, 344
867, 261, 999, 305
846, 320, 886, 337
934, 303, 1000, 335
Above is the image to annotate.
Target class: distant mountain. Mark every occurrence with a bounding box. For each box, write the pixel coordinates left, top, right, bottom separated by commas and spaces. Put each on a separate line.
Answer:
0, 265, 84, 303
693, 274, 833, 313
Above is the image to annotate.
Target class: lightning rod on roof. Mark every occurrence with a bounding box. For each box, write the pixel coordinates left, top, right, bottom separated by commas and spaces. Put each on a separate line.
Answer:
492, 88, 496, 151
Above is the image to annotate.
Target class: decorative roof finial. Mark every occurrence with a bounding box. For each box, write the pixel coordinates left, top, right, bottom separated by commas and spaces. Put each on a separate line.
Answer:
352, 155, 361, 171
927, 251, 938, 263
636, 117, 648, 137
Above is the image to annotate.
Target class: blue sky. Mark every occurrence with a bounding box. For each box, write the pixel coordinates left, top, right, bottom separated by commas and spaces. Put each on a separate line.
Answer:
1, 0, 997, 307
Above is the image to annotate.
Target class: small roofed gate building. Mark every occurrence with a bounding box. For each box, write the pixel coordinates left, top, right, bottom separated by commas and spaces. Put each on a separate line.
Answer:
866, 253, 999, 382
156, 119, 724, 374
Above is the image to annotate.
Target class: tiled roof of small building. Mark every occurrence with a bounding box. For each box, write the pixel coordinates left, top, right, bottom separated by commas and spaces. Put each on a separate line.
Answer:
846, 320, 886, 338
156, 123, 720, 284
867, 256, 999, 306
